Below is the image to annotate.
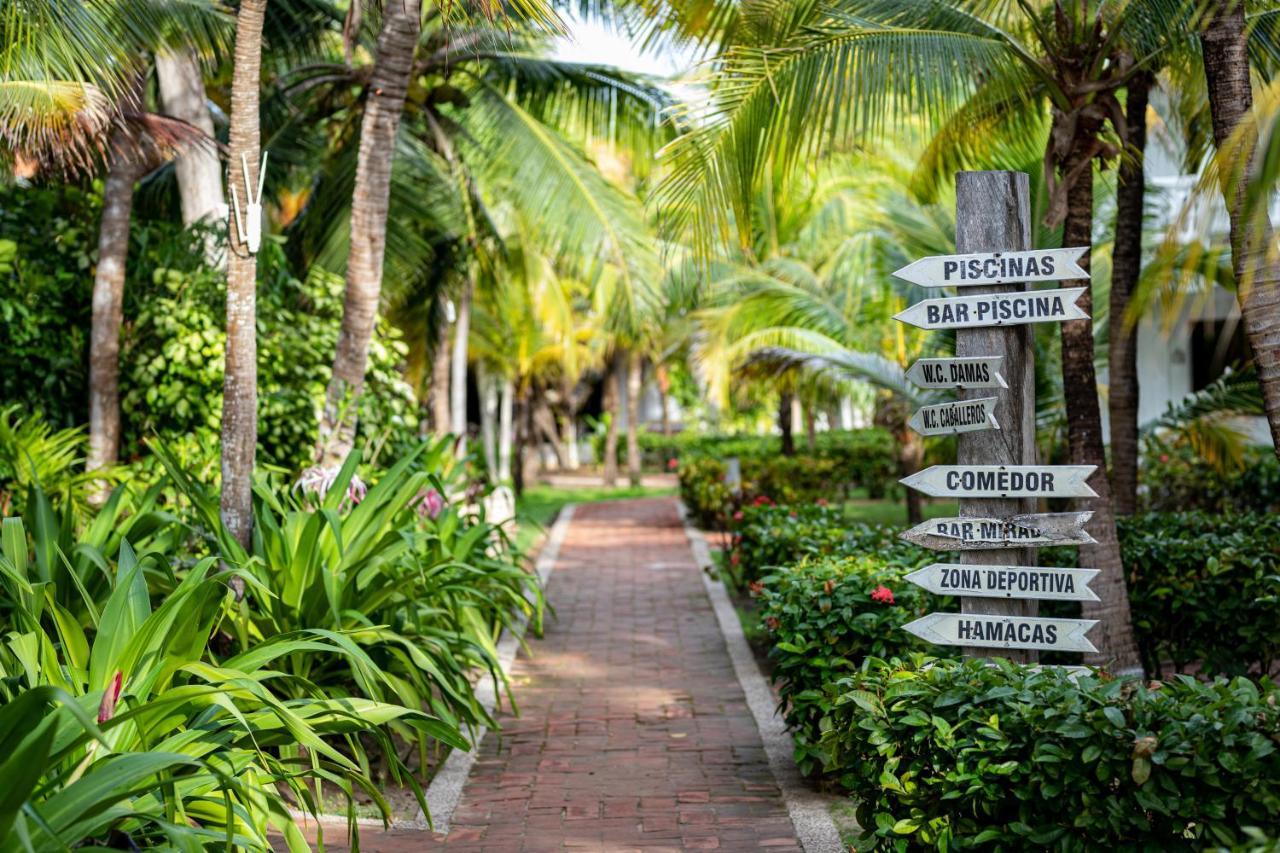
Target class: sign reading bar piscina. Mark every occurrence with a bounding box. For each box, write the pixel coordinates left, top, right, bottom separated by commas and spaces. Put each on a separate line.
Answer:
894, 288, 1088, 330
906, 356, 1008, 389
900, 464, 1097, 499
903, 612, 1099, 653
904, 563, 1100, 602
908, 397, 999, 437
899, 512, 1095, 551
891, 247, 1089, 288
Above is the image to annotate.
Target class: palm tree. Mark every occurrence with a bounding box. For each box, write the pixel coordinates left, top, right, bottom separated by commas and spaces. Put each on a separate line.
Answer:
220, 0, 268, 553
1198, 0, 1280, 457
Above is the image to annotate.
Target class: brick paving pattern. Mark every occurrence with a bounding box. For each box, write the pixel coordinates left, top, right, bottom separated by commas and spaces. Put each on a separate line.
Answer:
301, 498, 801, 852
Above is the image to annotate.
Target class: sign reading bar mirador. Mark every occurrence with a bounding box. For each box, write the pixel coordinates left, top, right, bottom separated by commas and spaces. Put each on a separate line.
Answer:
892, 247, 1089, 288
906, 356, 1007, 389
901, 465, 1097, 498
908, 397, 999, 437
905, 563, 1100, 602
894, 288, 1088, 330
903, 612, 1099, 653
899, 512, 1095, 551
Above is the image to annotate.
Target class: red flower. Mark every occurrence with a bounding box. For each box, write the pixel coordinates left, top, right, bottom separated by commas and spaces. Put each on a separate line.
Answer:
752, 495, 773, 507
99, 670, 123, 723
789, 510, 797, 518
870, 585, 895, 605
748, 580, 765, 596
668, 457, 679, 470
815, 498, 828, 507
730, 552, 740, 566
765, 616, 780, 631
1159, 454, 1170, 463
732, 510, 744, 522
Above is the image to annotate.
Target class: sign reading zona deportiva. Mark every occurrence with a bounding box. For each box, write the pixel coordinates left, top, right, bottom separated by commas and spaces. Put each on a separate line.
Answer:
904, 563, 1100, 602
894, 288, 1088, 330
905, 356, 1008, 389
891, 246, 1089, 288
900, 464, 1097, 498
908, 397, 1000, 436
903, 612, 1099, 653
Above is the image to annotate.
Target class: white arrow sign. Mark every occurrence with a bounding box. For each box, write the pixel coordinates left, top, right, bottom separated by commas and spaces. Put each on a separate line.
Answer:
899, 512, 1095, 551
904, 563, 1100, 602
895, 288, 1088, 330
906, 356, 1008, 389
908, 397, 1000, 437
901, 465, 1097, 498
892, 247, 1089, 288
903, 612, 1098, 653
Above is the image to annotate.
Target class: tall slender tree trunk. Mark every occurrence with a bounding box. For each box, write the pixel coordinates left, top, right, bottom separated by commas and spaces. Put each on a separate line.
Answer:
1057, 128, 1143, 673
899, 428, 923, 525
626, 350, 642, 486
602, 355, 620, 486
430, 310, 451, 436
1201, 0, 1280, 457
656, 364, 672, 436
498, 377, 514, 482
316, 0, 422, 465
221, 0, 267, 554
803, 404, 816, 451
87, 139, 140, 479
513, 389, 528, 498
155, 48, 223, 264
479, 366, 498, 480
779, 390, 795, 456
1108, 73, 1152, 516
561, 378, 581, 470
450, 279, 472, 456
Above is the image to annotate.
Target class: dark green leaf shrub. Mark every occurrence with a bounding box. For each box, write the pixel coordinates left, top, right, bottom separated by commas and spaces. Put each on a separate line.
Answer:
755, 550, 939, 775
824, 656, 1280, 851
1140, 445, 1280, 514
677, 455, 734, 528
1118, 511, 1280, 678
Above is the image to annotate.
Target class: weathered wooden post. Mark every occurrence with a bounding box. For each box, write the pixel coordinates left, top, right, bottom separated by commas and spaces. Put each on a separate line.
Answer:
896, 171, 1102, 662
954, 171, 1037, 662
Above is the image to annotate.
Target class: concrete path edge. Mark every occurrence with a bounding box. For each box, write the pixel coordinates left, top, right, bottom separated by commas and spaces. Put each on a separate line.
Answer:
677, 502, 845, 853
413, 503, 578, 833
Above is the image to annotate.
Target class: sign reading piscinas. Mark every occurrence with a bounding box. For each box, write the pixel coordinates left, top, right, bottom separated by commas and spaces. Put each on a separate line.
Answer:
892, 247, 1089, 288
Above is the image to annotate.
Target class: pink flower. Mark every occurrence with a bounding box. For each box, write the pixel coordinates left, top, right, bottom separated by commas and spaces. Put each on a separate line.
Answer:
1160, 454, 1170, 463
815, 498, 829, 507
732, 510, 745, 522
99, 671, 123, 723
668, 457, 679, 470
730, 552, 740, 567
870, 585, 895, 605
416, 487, 446, 519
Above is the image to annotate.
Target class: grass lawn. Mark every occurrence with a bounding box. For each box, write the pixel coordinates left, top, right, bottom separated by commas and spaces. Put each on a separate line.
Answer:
513, 483, 677, 554
845, 496, 957, 527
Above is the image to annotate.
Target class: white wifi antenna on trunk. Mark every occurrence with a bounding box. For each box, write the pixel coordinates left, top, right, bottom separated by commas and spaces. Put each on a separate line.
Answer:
230, 151, 268, 255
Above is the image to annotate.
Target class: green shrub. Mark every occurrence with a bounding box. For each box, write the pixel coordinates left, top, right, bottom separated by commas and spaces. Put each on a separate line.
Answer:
1119, 511, 1280, 678
1140, 445, 1280, 514
755, 550, 939, 775
677, 455, 734, 529
825, 656, 1280, 851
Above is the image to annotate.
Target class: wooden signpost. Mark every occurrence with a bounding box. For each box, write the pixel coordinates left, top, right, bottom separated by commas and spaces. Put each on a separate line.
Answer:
900, 464, 1097, 498
908, 397, 1000, 436
894, 171, 1098, 663
905, 356, 1007, 389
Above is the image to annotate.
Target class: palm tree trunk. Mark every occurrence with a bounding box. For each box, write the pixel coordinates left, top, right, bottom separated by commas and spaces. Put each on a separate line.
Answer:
899, 428, 923, 525
479, 366, 498, 480
779, 390, 795, 456
1201, 0, 1280, 457
430, 310, 450, 437
656, 364, 672, 436
316, 0, 422, 465
803, 403, 816, 451
513, 388, 528, 498
602, 354, 620, 486
561, 378, 581, 470
87, 140, 140, 479
155, 48, 222, 264
1108, 73, 1152, 516
1058, 131, 1143, 674
450, 278, 471, 455
626, 350, 642, 486
221, 0, 267, 554
498, 378, 514, 482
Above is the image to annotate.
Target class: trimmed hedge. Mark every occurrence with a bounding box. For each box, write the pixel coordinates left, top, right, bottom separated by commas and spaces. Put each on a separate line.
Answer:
1120, 511, 1280, 678
825, 656, 1280, 851
1140, 445, 1280, 514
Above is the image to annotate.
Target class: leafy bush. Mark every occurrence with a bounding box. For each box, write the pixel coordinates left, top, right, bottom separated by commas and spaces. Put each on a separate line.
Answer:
1119, 511, 1280, 678
825, 656, 1280, 851
755, 548, 938, 775
677, 455, 734, 529
1140, 445, 1280, 514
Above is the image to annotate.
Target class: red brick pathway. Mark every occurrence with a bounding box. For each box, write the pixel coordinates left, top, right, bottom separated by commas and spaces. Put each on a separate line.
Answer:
304, 498, 803, 852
